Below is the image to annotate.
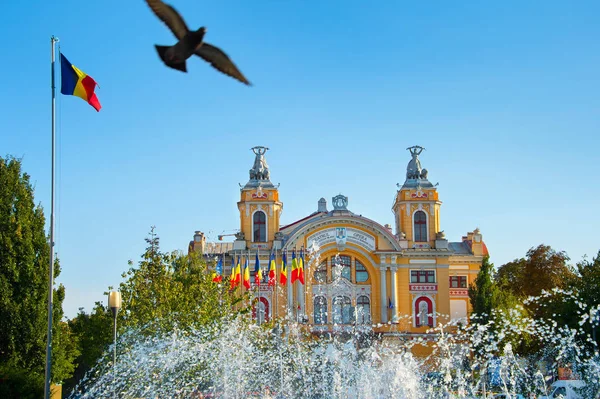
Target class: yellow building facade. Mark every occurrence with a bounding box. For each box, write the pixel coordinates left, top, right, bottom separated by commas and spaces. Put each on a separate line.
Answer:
189, 145, 488, 339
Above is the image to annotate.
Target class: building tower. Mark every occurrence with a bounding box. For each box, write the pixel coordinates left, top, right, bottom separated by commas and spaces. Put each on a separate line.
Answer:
391, 146, 444, 250
234, 146, 283, 251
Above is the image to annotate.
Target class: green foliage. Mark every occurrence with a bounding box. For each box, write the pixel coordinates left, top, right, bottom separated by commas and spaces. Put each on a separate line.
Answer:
118, 227, 246, 335
0, 364, 44, 399
0, 155, 77, 392
62, 303, 113, 395
469, 255, 500, 326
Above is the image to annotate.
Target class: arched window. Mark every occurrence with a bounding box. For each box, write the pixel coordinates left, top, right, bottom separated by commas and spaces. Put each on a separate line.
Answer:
356, 296, 370, 324
313, 296, 327, 324
415, 296, 433, 327
313, 261, 327, 284
355, 260, 369, 282
253, 211, 266, 242
414, 210, 427, 242
252, 297, 269, 323
332, 296, 353, 324
332, 255, 351, 281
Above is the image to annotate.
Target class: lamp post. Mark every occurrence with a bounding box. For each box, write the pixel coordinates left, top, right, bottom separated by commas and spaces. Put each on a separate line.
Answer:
108, 290, 122, 393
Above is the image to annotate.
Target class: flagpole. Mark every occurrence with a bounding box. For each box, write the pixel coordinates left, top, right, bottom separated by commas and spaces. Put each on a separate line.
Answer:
44, 35, 59, 399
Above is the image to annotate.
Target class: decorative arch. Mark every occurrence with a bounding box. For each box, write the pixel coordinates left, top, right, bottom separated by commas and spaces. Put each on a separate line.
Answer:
252, 296, 270, 322
252, 210, 267, 242
411, 208, 429, 242
413, 296, 434, 327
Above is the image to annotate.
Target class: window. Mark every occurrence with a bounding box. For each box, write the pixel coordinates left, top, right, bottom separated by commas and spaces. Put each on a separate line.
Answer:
415, 297, 433, 327
355, 260, 369, 282
411, 270, 436, 283
449, 276, 467, 288
332, 296, 353, 324
332, 255, 351, 281
414, 210, 427, 242
356, 296, 370, 324
314, 296, 327, 324
313, 261, 327, 284
252, 298, 269, 323
253, 211, 266, 242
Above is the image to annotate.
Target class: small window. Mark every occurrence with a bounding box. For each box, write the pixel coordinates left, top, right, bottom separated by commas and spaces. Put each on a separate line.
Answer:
253, 211, 266, 242
411, 270, 436, 283
356, 296, 370, 324
355, 260, 369, 282
414, 210, 427, 242
449, 276, 467, 288
332, 255, 351, 281
332, 296, 353, 324
313, 261, 327, 284
314, 296, 327, 324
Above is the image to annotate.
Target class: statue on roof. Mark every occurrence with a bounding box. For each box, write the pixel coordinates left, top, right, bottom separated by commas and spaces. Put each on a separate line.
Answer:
406, 145, 428, 180
249, 146, 270, 181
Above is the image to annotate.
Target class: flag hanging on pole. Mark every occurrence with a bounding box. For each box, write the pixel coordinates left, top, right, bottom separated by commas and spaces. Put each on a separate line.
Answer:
279, 250, 288, 285
234, 256, 241, 285
213, 256, 223, 283
388, 298, 394, 309
59, 53, 101, 111
291, 249, 299, 284
229, 256, 237, 289
298, 248, 305, 285
254, 251, 263, 285
268, 252, 276, 286
243, 256, 251, 289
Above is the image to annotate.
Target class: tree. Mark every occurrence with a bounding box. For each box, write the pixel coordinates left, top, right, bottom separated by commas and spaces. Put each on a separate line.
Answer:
0, 156, 77, 395
469, 255, 501, 326
118, 226, 246, 334
574, 251, 600, 346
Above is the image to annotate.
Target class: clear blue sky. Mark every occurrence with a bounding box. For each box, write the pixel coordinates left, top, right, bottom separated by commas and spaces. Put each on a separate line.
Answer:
1, 1, 599, 319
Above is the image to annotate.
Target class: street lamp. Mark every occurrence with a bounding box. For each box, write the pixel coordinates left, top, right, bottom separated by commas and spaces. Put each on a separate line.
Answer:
108, 291, 122, 370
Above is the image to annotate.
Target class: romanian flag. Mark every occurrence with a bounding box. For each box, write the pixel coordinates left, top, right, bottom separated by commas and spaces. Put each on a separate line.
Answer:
60, 53, 101, 112
212, 256, 223, 283
268, 252, 276, 286
254, 251, 263, 285
279, 251, 287, 285
291, 249, 299, 284
229, 256, 237, 289
234, 256, 242, 285
298, 248, 305, 285
243, 256, 251, 289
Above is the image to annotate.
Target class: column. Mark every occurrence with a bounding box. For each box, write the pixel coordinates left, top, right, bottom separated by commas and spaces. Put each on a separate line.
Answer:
379, 253, 388, 323
390, 266, 398, 322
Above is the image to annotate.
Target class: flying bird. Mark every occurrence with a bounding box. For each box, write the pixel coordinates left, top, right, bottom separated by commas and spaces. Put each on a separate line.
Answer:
145, 0, 251, 85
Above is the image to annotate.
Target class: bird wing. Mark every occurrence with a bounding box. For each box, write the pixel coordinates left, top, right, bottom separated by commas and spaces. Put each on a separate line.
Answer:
145, 0, 189, 40
195, 43, 251, 86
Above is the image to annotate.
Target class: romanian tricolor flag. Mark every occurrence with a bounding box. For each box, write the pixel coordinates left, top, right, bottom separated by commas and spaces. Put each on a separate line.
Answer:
229, 256, 237, 289
279, 251, 287, 285
254, 251, 263, 285
212, 256, 223, 283
243, 256, 251, 289
291, 249, 299, 284
298, 248, 305, 285
268, 252, 276, 286
234, 256, 242, 285
60, 53, 101, 112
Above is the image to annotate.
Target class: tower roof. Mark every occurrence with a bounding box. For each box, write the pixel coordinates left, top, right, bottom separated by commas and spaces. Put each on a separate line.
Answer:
400, 145, 435, 189
242, 146, 276, 189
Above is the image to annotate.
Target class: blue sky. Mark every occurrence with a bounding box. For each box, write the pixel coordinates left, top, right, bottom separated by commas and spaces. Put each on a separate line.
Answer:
1, 1, 599, 319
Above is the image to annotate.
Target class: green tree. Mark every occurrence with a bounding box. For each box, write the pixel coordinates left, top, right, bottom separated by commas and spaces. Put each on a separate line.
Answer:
118, 227, 245, 334
469, 255, 501, 326
62, 303, 113, 395
574, 251, 600, 345
0, 156, 77, 394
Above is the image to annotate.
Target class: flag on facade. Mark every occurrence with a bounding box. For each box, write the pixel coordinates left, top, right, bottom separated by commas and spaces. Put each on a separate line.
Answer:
229, 256, 237, 289
243, 256, 251, 289
388, 298, 393, 309
280, 250, 288, 285
298, 248, 305, 285
254, 251, 263, 285
212, 256, 223, 283
290, 249, 299, 284
60, 53, 101, 111
268, 252, 276, 286
235, 256, 242, 285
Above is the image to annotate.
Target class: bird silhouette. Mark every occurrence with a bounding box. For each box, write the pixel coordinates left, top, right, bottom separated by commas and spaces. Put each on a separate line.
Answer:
145, 0, 251, 85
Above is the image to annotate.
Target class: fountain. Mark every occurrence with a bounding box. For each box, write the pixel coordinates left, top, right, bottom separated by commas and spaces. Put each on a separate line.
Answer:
68, 246, 600, 399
